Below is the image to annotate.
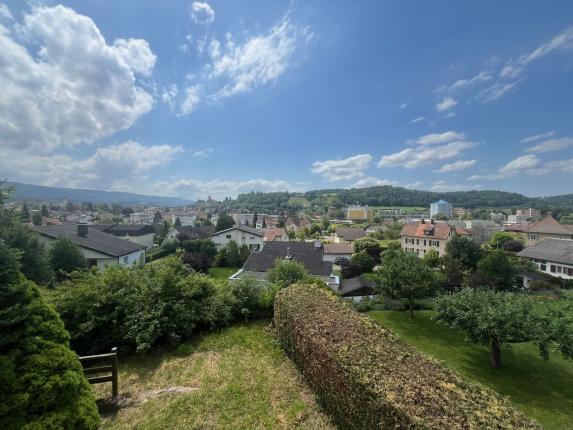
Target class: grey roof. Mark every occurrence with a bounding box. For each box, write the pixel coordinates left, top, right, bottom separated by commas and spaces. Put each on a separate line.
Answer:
32, 224, 145, 257
212, 225, 263, 237
338, 275, 376, 297
517, 238, 573, 266
243, 241, 332, 276
90, 224, 154, 236
335, 228, 367, 241
175, 225, 215, 239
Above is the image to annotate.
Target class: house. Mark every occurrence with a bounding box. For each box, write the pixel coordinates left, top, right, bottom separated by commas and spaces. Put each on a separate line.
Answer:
170, 211, 198, 226
233, 241, 338, 287
323, 243, 354, 263
463, 220, 503, 244
400, 220, 469, 257
507, 214, 528, 224
517, 238, 573, 280
210, 225, 264, 250
231, 213, 255, 226
347, 205, 373, 221
365, 225, 387, 234
334, 275, 376, 301
430, 200, 453, 219
262, 228, 289, 242
90, 224, 155, 249
334, 227, 367, 243
164, 225, 215, 243
524, 215, 573, 247
129, 212, 154, 224
32, 224, 145, 270
452, 207, 471, 218
516, 208, 541, 219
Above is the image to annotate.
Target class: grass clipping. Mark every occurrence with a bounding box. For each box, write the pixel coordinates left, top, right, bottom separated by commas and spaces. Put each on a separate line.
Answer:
273, 284, 539, 429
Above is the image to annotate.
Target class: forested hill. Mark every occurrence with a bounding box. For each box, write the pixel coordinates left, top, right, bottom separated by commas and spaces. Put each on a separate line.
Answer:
228, 186, 573, 212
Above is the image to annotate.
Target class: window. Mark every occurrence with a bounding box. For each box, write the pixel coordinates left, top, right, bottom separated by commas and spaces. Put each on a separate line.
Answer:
123, 256, 129, 264
540, 263, 547, 271
226, 235, 232, 239
416, 239, 419, 245
528, 233, 538, 241
557, 266, 563, 274
550, 265, 556, 273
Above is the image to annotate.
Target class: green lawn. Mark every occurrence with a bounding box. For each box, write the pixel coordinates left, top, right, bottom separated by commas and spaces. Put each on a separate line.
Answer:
96, 321, 332, 429
368, 310, 573, 430
208, 267, 240, 279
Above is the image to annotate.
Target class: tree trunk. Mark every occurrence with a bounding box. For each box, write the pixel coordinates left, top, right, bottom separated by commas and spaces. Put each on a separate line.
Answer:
408, 300, 415, 318
490, 338, 501, 368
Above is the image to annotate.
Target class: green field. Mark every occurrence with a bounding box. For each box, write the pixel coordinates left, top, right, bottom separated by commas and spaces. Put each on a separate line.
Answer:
208, 267, 240, 279
368, 310, 573, 429
96, 322, 333, 429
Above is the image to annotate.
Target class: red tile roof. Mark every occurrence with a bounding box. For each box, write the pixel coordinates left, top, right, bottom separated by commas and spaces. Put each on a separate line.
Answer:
323, 243, 354, 254
400, 222, 469, 240
527, 215, 573, 235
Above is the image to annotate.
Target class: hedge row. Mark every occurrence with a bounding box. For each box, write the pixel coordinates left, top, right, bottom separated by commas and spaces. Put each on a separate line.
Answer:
273, 284, 538, 429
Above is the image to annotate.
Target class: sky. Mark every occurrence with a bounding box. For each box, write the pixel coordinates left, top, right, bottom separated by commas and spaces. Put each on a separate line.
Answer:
1, 1, 572, 200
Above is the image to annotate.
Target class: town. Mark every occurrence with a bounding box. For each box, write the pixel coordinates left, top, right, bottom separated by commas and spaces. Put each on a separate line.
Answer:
2, 1, 573, 429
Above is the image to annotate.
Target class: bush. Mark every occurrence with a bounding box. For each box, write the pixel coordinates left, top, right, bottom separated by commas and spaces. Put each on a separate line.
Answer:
182, 252, 211, 273
350, 251, 375, 273
274, 284, 538, 429
0, 243, 99, 429
501, 240, 524, 252
51, 256, 235, 353
267, 258, 308, 288
230, 276, 274, 320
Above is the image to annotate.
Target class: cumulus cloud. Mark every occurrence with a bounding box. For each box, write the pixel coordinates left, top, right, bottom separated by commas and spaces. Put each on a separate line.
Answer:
436, 96, 457, 111
404, 181, 424, 190
0, 5, 155, 152
525, 137, 573, 153
435, 159, 476, 173
311, 154, 372, 181
520, 131, 555, 143
190, 2, 215, 25
0, 142, 181, 190
415, 131, 466, 145
150, 177, 299, 200
181, 85, 201, 115
0, 3, 13, 20
430, 180, 476, 192
378, 141, 475, 169
469, 154, 542, 180
349, 177, 398, 188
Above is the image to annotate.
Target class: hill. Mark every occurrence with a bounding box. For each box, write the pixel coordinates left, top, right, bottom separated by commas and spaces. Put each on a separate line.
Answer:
7, 182, 191, 207
229, 186, 573, 212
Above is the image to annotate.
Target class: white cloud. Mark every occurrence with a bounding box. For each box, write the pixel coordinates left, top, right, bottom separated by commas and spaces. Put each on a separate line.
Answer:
378, 141, 475, 169
191, 2, 215, 25
410, 116, 425, 124
350, 177, 398, 188
499, 154, 539, 174
0, 3, 13, 20
210, 18, 304, 99
404, 181, 424, 190
192, 148, 214, 158
436, 96, 457, 112
415, 131, 466, 145
449, 71, 492, 91
399, 101, 409, 109
161, 84, 179, 110
520, 131, 555, 143
478, 81, 520, 103
435, 159, 476, 173
0, 141, 181, 190
311, 154, 372, 181
180, 15, 311, 114
525, 137, 573, 153
181, 85, 201, 115
0, 5, 155, 152
518, 26, 573, 67
151, 177, 299, 200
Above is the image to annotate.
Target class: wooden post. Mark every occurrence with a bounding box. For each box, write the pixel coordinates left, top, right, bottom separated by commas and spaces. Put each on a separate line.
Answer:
111, 347, 118, 397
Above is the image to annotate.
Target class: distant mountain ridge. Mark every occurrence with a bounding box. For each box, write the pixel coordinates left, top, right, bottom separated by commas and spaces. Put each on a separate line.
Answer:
7, 182, 192, 207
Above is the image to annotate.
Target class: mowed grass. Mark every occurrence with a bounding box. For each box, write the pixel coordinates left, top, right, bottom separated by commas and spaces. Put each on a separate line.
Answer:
95, 321, 333, 430
208, 266, 240, 279
368, 310, 573, 430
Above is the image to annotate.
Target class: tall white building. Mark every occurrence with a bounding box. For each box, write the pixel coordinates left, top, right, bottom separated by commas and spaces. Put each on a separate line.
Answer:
430, 200, 452, 219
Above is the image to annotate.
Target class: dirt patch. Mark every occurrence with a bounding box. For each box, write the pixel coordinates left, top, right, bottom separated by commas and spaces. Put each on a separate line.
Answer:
98, 385, 198, 415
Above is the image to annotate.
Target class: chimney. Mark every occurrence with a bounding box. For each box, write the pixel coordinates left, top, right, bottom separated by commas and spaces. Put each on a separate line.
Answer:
77, 224, 88, 237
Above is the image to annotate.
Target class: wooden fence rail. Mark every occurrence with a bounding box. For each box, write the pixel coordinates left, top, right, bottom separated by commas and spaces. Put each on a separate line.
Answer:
79, 347, 119, 396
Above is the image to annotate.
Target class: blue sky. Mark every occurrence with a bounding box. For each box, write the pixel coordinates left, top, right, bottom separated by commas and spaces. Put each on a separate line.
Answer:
1, 1, 572, 200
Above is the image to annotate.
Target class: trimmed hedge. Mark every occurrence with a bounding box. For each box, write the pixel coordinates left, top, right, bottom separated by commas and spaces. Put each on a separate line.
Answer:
274, 284, 539, 429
